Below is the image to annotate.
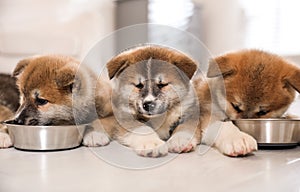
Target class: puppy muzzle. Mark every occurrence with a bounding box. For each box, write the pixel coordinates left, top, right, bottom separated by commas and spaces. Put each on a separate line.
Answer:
14, 104, 39, 125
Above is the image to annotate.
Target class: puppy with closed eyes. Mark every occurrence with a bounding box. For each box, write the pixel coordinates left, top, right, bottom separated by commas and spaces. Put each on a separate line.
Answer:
194, 49, 300, 156
12, 55, 114, 147
107, 45, 200, 157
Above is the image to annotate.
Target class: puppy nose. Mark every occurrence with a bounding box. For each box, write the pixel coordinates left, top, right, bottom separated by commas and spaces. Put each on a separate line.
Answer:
15, 117, 24, 125
143, 101, 156, 112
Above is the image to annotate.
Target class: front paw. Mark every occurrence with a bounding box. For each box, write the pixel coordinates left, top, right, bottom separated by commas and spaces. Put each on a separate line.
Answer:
0, 132, 13, 148
82, 130, 110, 147
167, 131, 197, 153
216, 131, 257, 157
132, 137, 168, 158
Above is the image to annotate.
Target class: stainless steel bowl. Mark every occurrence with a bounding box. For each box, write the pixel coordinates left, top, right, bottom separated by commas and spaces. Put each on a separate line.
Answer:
232, 119, 300, 147
5, 123, 89, 151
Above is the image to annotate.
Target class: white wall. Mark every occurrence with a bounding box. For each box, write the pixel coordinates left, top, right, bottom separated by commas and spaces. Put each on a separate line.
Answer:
194, 0, 300, 115
193, 0, 245, 56
0, 0, 115, 74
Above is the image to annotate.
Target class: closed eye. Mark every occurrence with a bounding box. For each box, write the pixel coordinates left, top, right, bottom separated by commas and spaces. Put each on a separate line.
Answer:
35, 97, 49, 106
256, 110, 269, 116
231, 103, 243, 113
135, 83, 144, 89
157, 83, 168, 89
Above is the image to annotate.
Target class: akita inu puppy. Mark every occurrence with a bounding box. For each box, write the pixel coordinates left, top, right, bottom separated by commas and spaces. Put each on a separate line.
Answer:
194, 50, 300, 156
12, 55, 114, 147
107, 45, 200, 157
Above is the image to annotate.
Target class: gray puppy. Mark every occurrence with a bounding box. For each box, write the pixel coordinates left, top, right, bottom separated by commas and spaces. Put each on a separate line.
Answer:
107, 45, 200, 157
0, 74, 19, 148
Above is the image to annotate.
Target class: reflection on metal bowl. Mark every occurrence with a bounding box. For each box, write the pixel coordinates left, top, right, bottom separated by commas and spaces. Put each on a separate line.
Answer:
232, 119, 300, 147
5, 122, 89, 151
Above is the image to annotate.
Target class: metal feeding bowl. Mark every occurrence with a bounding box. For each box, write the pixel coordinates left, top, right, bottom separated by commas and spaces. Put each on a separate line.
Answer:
233, 119, 300, 147
5, 121, 89, 151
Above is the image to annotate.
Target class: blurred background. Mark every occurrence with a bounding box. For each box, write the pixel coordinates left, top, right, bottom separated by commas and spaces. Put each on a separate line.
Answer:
0, 0, 299, 112
1, 0, 300, 70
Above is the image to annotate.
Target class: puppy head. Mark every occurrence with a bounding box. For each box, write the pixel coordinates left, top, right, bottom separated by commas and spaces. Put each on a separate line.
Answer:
107, 46, 197, 118
208, 49, 300, 119
13, 55, 81, 125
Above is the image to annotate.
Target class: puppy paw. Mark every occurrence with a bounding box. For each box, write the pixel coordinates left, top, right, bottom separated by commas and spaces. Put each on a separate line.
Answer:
0, 132, 13, 148
216, 131, 257, 157
167, 131, 197, 153
121, 126, 168, 157
82, 131, 110, 147
133, 138, 168, 158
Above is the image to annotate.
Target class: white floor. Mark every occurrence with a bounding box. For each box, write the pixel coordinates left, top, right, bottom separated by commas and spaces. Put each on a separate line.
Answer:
0, 142, 300, 192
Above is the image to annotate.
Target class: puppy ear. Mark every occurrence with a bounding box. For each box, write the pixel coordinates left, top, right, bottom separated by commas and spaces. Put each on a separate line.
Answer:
207, 56, 234, 78
13, 58, 32, 77
285, 68, 300, 93
106, 56, 130, 79
56, 67, 80, 93
172, 56, 197, 79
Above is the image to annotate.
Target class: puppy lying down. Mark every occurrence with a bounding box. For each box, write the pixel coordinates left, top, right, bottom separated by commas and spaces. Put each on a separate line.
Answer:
194, 49, 300, 156
11, 55, 114, 147
106, 45, 201, 157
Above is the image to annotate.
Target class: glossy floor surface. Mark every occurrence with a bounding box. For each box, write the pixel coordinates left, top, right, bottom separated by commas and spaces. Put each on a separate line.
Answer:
1, 142, 300, 192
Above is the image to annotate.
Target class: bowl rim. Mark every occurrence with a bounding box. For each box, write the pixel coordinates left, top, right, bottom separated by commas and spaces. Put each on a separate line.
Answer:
4, 123, 90, 129
231, 118, 300, 122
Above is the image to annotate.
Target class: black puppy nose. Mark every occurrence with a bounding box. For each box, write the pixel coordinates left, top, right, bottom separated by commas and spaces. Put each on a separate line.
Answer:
16, 118, 24, 125
143, 101, 156, 112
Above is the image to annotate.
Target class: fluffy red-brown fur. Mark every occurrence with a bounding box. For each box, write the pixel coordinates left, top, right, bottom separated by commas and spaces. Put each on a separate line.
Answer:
107, 45, 198, 79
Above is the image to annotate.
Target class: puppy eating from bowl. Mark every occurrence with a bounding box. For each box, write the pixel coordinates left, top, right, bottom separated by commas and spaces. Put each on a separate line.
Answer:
194, 49, 300, 157
106, 45, 200, 157
11, 55, 114, 147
